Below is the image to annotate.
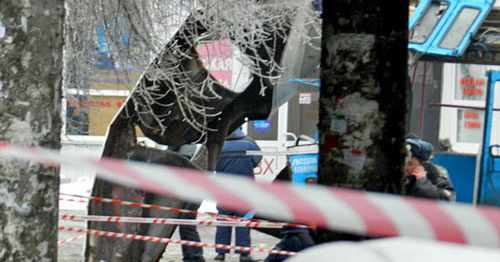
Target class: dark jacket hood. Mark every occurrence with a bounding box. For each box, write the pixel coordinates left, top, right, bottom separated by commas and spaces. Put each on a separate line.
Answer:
227, 128, 246, 140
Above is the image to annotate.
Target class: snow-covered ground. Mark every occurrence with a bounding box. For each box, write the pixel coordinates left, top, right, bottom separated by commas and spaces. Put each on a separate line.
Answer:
59, 177, 500, 262
58, 177, 271, 262
59, 176, 93, 210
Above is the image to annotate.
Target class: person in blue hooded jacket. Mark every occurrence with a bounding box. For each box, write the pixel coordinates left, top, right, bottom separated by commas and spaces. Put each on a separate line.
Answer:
214, 128, 262, 262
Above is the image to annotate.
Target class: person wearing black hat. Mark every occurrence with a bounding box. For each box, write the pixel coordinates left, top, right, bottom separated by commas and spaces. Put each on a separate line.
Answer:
405, 138, 455, 201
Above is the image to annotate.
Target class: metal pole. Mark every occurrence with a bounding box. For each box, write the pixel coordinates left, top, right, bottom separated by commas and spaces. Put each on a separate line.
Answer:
475, 70, 499, 205
429, 103, 500, 111
418, 61, 428, 138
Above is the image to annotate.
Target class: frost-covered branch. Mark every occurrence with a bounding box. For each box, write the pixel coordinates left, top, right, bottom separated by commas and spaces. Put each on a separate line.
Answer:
64, 0, 319, 140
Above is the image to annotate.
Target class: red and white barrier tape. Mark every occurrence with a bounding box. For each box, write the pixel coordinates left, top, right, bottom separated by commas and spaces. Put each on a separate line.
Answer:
58, 234, 85, 245
59, 214, 312, 229
59, 193, 300, 226
59, 197, 87, 204
58, 226, 295, 256
2, 143, 500, 248
59, 193, 202, 216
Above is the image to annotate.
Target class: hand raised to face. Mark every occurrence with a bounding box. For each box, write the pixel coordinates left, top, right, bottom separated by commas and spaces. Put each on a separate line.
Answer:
411, 165, 427, 180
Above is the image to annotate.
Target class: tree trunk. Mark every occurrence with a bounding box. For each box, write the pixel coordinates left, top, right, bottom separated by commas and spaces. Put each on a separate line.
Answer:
0, 0, 64, 260
318, 0, 409, 240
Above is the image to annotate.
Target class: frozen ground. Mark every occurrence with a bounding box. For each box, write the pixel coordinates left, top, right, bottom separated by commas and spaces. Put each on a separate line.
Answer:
58, 177, 280, 262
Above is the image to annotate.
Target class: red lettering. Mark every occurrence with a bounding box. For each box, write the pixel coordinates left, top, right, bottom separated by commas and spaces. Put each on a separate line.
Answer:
460, 78, 485, 86
99, 101, 111, 108
69, 100, 124, 108
254, 158, 274, 175
254, 162, 263, 175
462, 88, 484, 96
464, 112, 479, 119
464, 121, 481, 129
263, 159, 274, 175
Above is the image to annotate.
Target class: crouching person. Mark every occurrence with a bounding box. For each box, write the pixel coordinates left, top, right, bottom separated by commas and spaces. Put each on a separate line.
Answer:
264, 226, 315, 262
265, 175, 317, 262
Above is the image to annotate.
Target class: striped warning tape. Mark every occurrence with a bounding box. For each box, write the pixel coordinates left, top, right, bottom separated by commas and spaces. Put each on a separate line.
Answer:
58, 234, 85, 245
59, 193, 202, 216
1, 143, 500, 248
58, 226, 296, 256
59, 193, 305, 227
59, 214, 313, 229
59, 197, 87, 204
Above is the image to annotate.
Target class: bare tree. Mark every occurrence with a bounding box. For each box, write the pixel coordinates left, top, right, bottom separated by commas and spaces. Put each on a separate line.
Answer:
64, 1, 321, 261
0, 0, 64, 260
64, 0, 320, 140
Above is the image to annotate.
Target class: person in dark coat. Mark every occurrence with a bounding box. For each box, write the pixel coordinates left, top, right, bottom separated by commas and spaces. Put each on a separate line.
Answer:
214, 128, 262, 262
263, 226, 315, 262
179, 202, 205, 262
176, 144, 206, 262
405, 138, 455, 201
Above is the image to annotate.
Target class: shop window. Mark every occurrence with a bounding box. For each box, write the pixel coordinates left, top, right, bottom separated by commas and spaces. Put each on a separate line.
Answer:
440, 63, 500, 153
456, 109, 484, 143
455, 64, 487, 101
